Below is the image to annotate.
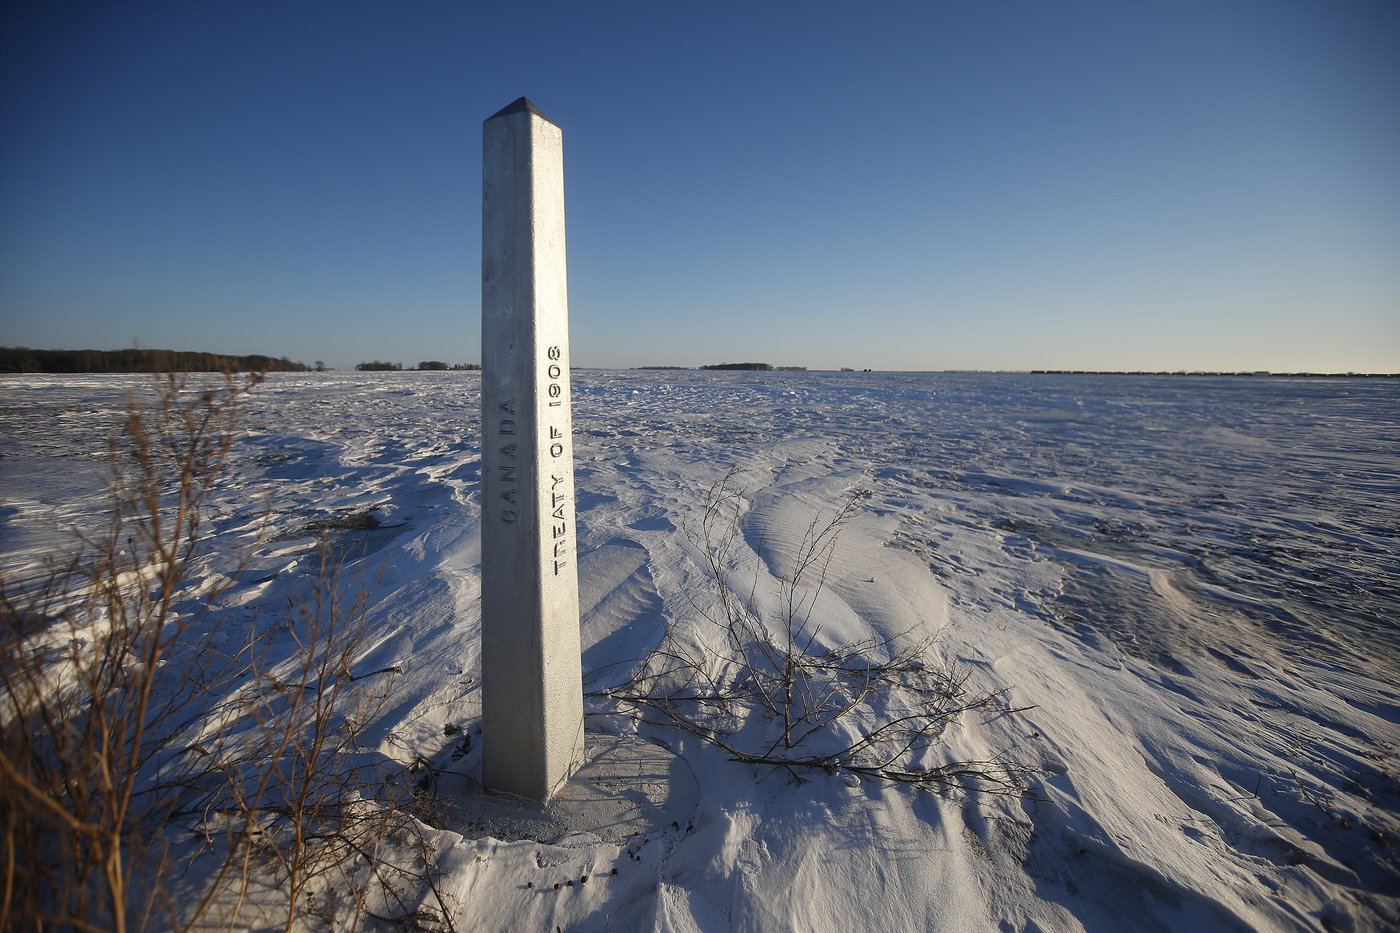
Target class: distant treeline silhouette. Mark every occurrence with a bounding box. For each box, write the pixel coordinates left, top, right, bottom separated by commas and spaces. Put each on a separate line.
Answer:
356, 361, 481, 371
0, 347, 309, 374
1030, 369, 1399, 378
700, 362, 773, 371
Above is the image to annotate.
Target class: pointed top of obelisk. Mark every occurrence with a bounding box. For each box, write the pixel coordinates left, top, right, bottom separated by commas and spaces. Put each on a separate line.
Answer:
487, 96, 557, 126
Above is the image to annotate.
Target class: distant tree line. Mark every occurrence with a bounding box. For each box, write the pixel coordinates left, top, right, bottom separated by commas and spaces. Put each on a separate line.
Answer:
0, 347, 309, 374
1030, 370, 1399, 378
355, 361, 481, 372
700, 362, 773, 371
641, 363, 813, 371
417, 361, 481, 371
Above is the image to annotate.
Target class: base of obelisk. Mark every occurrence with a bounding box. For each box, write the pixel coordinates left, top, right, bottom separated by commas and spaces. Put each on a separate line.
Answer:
433, 733, 698, 844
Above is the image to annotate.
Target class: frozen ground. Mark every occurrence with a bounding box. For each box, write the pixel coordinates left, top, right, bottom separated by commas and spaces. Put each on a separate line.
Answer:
1, 370, 1397, 931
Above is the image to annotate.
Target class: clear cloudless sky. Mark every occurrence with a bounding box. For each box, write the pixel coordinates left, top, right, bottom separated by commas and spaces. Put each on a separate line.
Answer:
2, 0, 1397, 372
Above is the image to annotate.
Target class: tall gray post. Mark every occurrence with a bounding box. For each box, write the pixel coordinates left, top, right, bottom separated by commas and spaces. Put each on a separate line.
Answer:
480, 97, 585, 800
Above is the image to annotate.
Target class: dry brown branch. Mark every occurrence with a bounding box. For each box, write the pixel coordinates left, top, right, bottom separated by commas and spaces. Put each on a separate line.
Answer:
1, 372, 261, 931
0, 374, 458, 931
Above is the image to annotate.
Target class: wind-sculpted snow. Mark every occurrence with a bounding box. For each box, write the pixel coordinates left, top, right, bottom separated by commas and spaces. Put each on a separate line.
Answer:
1, 370, 1396, 931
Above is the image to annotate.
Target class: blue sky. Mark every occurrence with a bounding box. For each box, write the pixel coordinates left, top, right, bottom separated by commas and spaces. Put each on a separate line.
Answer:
2, 0, 1397, 372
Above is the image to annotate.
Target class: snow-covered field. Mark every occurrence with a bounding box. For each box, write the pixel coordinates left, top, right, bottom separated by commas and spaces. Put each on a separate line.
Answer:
2, 370, 1397, 931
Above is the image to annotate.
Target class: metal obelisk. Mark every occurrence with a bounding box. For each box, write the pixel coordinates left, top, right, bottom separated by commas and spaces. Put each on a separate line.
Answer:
480, 97, 585, 800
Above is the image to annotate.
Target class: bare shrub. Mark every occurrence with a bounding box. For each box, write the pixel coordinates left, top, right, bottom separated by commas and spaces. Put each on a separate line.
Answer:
604, 469, 1037, 795
193, 546, 457, 931
1, 372, 260, 930
0, 373, 456, 931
